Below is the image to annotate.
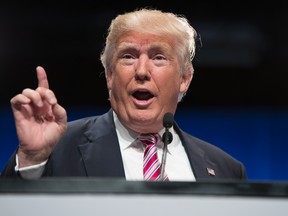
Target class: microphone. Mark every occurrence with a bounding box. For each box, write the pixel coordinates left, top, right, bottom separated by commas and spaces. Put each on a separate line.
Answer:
160, 112, 174, 181
163, 112, 174, 129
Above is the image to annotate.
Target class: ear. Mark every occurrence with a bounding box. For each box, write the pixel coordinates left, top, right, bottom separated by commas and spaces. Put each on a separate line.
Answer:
179, 69, 193, 94
106, 69, 113, 90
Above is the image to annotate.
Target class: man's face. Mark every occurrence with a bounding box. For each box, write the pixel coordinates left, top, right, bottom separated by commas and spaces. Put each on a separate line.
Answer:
106, 31, 192, 133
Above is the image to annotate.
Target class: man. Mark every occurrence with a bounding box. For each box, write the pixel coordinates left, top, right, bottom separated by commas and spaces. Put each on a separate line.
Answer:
1, 8, 247, 181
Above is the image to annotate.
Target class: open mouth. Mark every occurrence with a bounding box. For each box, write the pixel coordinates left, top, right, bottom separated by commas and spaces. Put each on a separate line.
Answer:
132, 90, 154, 101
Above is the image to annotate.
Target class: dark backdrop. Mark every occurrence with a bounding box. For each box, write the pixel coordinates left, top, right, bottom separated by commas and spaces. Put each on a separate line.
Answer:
1, 1, 288, 181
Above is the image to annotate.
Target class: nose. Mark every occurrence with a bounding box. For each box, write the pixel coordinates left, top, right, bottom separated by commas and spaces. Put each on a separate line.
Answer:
135, 55, 150, 81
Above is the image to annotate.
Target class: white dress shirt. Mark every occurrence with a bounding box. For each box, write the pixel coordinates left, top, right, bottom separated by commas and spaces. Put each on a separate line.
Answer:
16, 111, 196, 181
113, 112, 196, 181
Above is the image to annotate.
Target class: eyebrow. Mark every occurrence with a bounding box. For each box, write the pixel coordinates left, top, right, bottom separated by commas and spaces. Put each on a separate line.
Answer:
117, 42, 171, 54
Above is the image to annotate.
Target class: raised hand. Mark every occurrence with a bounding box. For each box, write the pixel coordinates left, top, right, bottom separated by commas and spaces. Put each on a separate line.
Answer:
10, 66, 67, 168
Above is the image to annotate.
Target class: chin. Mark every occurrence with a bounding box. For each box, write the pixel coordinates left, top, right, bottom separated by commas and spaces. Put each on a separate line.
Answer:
131, 110, 161, 128
132, 109, 156, 120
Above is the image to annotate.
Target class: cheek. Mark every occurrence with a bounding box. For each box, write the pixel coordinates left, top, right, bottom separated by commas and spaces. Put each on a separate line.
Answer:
155, 79, 181, 102
110, 71, 132, 93
157, 73, 182, 90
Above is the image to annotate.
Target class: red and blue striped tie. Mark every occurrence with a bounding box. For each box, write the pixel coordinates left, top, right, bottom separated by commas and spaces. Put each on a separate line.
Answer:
138, 133, 169, 181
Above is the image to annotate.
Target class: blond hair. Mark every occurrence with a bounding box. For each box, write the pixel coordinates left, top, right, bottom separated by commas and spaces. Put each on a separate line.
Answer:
100, 8, 197, 76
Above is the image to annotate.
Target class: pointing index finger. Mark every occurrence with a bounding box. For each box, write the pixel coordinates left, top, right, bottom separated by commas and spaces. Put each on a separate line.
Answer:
36, 66, 49, 89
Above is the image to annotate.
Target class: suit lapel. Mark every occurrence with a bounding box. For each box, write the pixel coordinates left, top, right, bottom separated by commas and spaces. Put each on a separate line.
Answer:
186, 143, 218, 180
78, 109, 126, 178
76, 110, 218, 180
175, 124, 218, 180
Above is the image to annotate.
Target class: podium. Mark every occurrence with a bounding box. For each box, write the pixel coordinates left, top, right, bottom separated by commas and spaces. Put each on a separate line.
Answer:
1, 178, 288, 216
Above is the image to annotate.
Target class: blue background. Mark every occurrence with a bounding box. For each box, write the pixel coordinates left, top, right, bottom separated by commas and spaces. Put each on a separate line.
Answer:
1, 105, 288, 181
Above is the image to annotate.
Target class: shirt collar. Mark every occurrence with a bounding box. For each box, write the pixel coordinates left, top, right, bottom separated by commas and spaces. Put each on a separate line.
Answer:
113, 111, 176, 151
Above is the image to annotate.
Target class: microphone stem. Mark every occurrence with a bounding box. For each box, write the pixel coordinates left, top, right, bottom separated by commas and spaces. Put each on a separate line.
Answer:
160, 129, 169, 181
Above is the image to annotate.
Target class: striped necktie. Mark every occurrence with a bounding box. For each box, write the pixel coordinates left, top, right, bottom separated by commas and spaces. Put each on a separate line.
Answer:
138, 133, 169, 181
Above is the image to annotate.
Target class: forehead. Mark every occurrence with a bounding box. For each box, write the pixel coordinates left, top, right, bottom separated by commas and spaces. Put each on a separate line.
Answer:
117, 31, 175, 50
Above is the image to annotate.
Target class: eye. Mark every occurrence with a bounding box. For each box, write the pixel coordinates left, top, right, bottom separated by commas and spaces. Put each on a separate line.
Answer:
119, 53, 136, 65
153, 54, 166, 61
152, 54, 168, 66
122, 54, 134, 59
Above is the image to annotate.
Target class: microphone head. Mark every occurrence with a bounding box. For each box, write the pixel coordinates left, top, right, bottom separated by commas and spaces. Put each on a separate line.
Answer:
162, 131, 173, 144
163, 112, 174, 128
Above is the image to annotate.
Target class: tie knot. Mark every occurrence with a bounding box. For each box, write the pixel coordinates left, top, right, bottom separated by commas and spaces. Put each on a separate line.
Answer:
138, 133, 161, 146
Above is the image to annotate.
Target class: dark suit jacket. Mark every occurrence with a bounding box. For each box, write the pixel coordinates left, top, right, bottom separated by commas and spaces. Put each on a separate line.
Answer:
1, 109, 247, 181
